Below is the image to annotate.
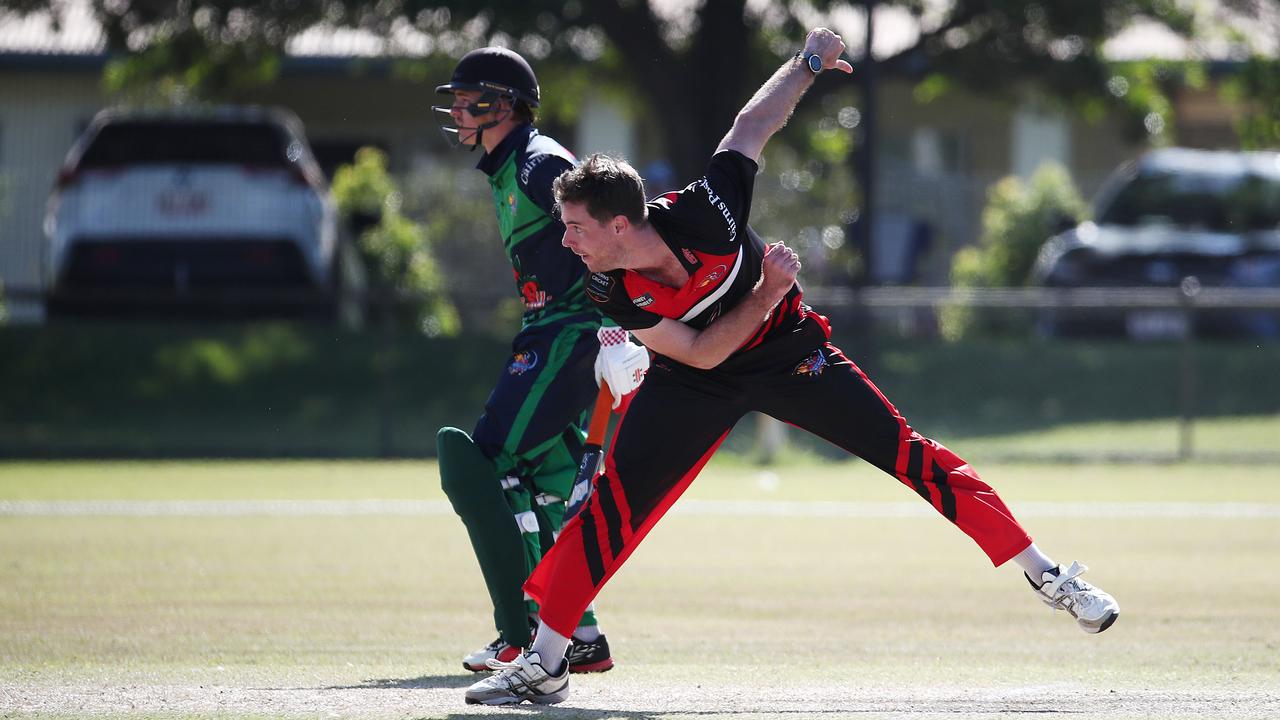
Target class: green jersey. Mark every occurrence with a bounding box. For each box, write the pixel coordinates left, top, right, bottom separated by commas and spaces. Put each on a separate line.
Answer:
477, 123, 599, 328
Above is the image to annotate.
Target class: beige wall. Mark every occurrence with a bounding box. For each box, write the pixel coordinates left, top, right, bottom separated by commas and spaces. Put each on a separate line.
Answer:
0, 70, 105, 318
238, 72, 442, 173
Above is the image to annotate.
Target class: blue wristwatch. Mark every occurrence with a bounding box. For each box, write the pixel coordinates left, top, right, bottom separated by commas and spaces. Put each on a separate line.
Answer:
797, 51, 823, 74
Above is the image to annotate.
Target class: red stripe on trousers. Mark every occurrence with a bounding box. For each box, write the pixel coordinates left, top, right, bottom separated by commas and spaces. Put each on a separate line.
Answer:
525, 431, 731, 637
829, 345, 1032, 566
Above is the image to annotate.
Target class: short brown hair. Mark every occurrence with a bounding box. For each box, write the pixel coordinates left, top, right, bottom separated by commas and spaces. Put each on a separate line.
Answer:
553, 154, 647, 225
514, 100, 535, 124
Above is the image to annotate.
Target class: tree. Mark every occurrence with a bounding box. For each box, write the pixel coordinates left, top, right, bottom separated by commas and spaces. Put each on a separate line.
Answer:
5, 0, 1265, 182
331, 147, 459, 336
940, 162, 1088, 340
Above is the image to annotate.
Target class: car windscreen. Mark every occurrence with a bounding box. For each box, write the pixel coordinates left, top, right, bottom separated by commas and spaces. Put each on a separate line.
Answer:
77, 122, 291, 168
1099, 170, 1280, 232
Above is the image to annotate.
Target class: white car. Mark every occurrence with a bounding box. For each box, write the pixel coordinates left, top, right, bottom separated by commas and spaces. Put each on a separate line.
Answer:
43, 106, 339, 314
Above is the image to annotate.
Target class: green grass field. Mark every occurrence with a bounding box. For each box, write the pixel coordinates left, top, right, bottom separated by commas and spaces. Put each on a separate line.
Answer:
2, 458, 1279, 719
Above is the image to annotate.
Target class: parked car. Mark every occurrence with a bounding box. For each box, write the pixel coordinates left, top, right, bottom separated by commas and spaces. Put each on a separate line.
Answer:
43, 106, 341, 316
1032, 148, 1280, 339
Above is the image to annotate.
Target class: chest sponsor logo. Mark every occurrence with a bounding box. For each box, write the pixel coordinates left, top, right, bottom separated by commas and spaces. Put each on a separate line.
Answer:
518, 275, 550, 310
631, 293, 654, 308
792, 349, 828, 377
586, 272, 614, 303
696, 264, 728, 289
681, 248, 699, 265
508, 350, 539, 375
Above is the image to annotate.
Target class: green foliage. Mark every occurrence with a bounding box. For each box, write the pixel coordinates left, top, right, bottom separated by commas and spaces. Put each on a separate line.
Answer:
5, 0, 1249, 184
1100, 60, 1208, 144
332, 147, 459, 337
751, 136, 862, 286
940, 163, 1088, 341
1221, 57, 1280, 150
3, 322, 1278, 458
399, 155, 519, 337
102, 30, 282, 104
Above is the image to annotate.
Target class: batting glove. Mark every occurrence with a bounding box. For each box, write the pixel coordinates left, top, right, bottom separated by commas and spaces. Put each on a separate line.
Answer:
594, 327, 649, 409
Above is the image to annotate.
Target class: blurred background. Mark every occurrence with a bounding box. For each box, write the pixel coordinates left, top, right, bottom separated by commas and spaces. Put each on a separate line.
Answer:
0, 0, 1277, 464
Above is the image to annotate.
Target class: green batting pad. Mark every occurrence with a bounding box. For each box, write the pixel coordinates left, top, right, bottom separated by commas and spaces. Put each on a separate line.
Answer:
437, 426, 533, 648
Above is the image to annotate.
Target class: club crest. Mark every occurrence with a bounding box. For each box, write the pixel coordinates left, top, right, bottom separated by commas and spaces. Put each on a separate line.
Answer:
697, 264, 727, 288
792, 349, 827, 377
509, 350, 539, 375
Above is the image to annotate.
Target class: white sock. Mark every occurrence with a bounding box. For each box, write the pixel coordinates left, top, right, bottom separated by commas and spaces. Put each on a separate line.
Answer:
529, 621, 571, 675
1013, 542, 1057, 580
572, 624, 602, 642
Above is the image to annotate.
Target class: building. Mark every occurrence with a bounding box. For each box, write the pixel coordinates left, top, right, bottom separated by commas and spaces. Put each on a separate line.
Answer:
0, 2, 1259, 321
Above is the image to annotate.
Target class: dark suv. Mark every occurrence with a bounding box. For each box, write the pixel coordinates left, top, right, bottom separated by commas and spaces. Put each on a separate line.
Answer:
1032, 148, 1280, 339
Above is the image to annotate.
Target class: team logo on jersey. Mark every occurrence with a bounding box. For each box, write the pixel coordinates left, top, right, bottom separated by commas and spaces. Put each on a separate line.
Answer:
631, 293, 654, 308
792, 349, 828, 377
697, 264, 728, 288
682, 248, 699, 265
508, 350, 539, 375
519, 276, 549, 310
506, 191, 518, 216
586, 272, 614, 303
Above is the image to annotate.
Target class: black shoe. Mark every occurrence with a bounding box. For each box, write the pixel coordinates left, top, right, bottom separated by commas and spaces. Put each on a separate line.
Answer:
566, 634, 614, 673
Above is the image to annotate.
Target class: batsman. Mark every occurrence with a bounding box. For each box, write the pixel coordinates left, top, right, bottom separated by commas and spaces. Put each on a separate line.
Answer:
432, 46, 649, 674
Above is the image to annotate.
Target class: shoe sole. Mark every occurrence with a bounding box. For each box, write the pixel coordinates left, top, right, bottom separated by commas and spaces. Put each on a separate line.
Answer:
1081, 611, 1119, 634
568, 658, 614, 673
463, 692, 568, 706
464, 694, 521, 705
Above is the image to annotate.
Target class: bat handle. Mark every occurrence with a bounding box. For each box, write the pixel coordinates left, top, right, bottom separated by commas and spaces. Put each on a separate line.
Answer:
586, 381, 613, 446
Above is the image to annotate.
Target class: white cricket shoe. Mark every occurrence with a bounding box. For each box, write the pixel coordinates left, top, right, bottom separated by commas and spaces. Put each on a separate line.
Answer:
1027, 561, 1120, 634
463, 651, 570, 706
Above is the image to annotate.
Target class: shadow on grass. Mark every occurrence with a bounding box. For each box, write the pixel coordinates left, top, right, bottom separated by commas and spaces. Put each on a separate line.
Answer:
328, 674, 475, 690
425, 711, 1006, 719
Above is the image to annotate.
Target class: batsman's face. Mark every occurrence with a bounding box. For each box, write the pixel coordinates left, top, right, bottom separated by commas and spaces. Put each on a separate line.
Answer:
560, 201, 623, 272
447, 89, 499, 146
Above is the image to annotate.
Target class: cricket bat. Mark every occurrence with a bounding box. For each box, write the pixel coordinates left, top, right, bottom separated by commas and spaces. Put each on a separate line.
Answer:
564, 381, 614, 521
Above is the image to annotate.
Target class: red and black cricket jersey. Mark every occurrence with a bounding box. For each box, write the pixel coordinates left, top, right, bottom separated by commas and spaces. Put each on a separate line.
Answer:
584, 150, 807, 363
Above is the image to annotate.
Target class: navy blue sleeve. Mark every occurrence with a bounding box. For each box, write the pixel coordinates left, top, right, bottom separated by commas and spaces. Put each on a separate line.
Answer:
520, 152, 574, 216
510, 153, 584, 305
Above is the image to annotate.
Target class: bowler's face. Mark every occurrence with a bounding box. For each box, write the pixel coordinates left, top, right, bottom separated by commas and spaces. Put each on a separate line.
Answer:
560, 201, 620, 272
